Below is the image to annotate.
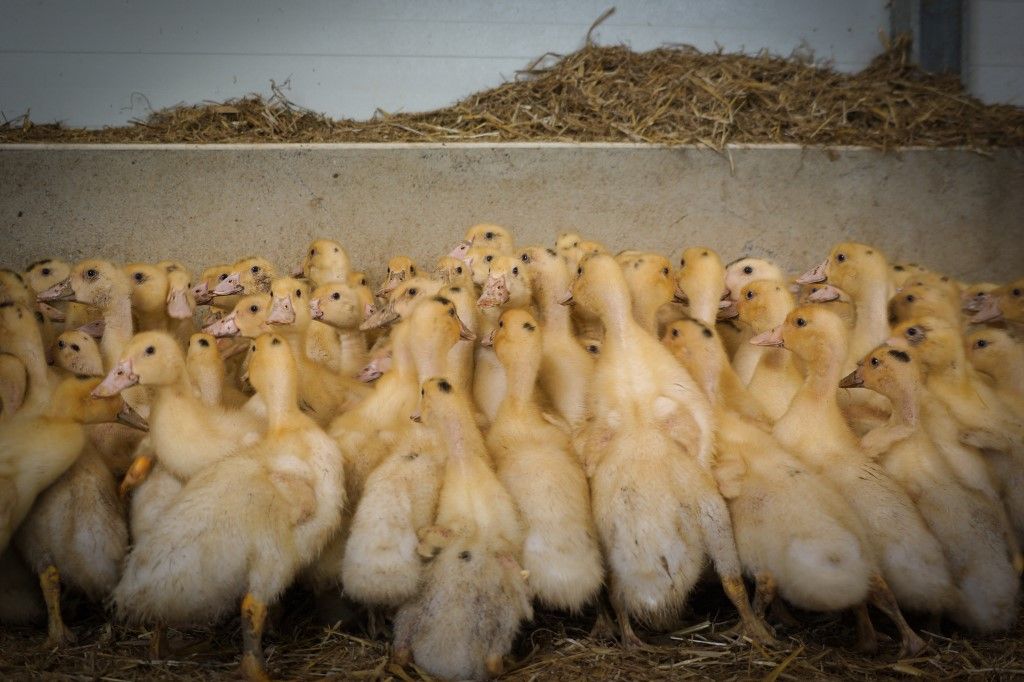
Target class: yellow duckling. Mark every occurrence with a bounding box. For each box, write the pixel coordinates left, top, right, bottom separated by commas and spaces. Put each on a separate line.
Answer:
111, 333, 345, 680
484, 308, 602, 612
310, 282, 369, 376
210, 256, 277, 298
620, 253, 675, 336
24, 258, 98, 329
966, 328, 1024, 417
843, 345, 1018, 632
972, 277, 1024, 331
377, 255, 418, 297
298, 238, 351, 288
450, 223, 514, 261
393, 376, 529, 680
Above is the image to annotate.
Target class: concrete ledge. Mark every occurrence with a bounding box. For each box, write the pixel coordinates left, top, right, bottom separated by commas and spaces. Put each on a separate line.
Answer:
2, 144, 1022, 282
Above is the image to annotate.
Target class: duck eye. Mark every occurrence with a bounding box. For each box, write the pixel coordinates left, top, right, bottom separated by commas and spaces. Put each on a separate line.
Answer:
975, 339, 988, 348
587, 344, 598, 353
198, 338, 209, 347
71, 343, 80, 352
332, 292, 341, 300
145, 345, 156, 356
577, 266, 583, 276
520, 254, 529, 263
907, 327, 917, 336
512, 267, 519, 276
459, 550, 471, 561
333, 247, 339, 253
408, 288, 418, 296
455, 266, 463, 274
661, 267, 669, 276
836, 254, 847, 263
671, 328, 679, 338
795, 317, 807, 327
41, 268, 51, 276
484, 232, 496, 240
448, 308, 456, 317
870, 357, 879, 367
251, 266, 260, 274
360, 277, 367, 286
745, 291, 754, 300
310, 249, 316, 256
218, 273, 228, 281
409, 266, 416, 275
134, 272, 144, 282
484, 255, 494, 263
57, 340, 65, 348
572, 241, 579, 248
679, 258, 686, 268
743, 265, 753, 275
905, 294, 915, 302
498, 321, 504, 328
86, 268, 98, 279
250, 305, 259, 313
1014, 288, 1021, 297
295, 289, 302, 298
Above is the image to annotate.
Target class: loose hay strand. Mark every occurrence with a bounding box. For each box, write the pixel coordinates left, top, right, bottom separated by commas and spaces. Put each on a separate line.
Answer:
2, 36, 1022, 147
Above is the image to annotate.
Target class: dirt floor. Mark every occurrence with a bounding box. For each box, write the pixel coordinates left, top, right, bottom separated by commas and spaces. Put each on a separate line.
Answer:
3, 583, 1023, 681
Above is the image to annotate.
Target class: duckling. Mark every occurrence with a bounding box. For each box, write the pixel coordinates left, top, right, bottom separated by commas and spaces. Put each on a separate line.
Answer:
966, 328, 1024, 416
437, 283, 478, 395
340, 296, 471, 608
664, 318, 872, 630
484, 308, 602, 612
38, 260, 135, 371
347, 271, 375, 316
566, 254, 769, 646
475, 255, 534, 422
24, 258, 98, 329
843, 346, 1018, 632
393, 376, 529, 680
0, 302, 61, 416
361, 277, 443, 330
265, 277, 370, 422
463, 245, 501, 287
961, 282, 999, 314
735, 281, 802, 420
210, 256, 277, 298
890, 317, 1024, 454
95, 332, 261, 481
112, 333, 345, 680
972, 277, 1024, 331
620, 253, 675, 335
765, 306, 952, 654
2, 269, 59, 359
187, 333, 247, 408
724, 256, 788, 299
890, 262, 930, 289
674, 247, 729, 327
0, 375, 142, 553
797, 243, 895, 372
434, 256, 473, 289
299, 238, 351, 288
310, 282, 368, 376
450, 223, 514, 260
377, 256, 418, 297
889, 283, 961, 328
801, 283, 857, 329
556, 232, 606, 272
519, 246, 594, 432
192, 263, 234, 306
165, 269, 195, 325
124, 263, 174, 332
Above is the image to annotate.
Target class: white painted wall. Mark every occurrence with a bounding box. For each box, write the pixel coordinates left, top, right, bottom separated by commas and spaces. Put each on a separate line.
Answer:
964, 0, 1024, 106
0, 0, 1018, 130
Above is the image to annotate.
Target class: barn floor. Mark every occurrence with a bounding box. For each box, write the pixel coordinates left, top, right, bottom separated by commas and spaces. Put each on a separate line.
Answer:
2, 583, 1023, 681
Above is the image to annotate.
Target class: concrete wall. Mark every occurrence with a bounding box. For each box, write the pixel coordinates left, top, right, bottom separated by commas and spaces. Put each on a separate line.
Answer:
1, 144, 1021, 283
1, 0, 895, 127
965, 0, 1024, 105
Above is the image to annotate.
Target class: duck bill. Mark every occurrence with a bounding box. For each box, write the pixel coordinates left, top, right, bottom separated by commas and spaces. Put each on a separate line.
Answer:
192, 281, 213, 304
309, 298, 325, 321
93, 359, 139, 397
480, 329, 496, 347
212, 273, 243, 296
807, 284, 841, 303
376, 273, 404, 298
203, 312, 240, 337
557, 290, 574, 306
796, 259, 828, 284
78, 320, 105, 339
266, 295, 296, 325
409, 412, 422, 423
360, 303, 399, 330
672, 283, 689, 305
750, 326, 785, 347
971, 296, 1003, 324
449, 240, 472, 261
717, 300, 738, 319
839, 368, 863, 389
477, 276, 509, 308
166, 287, 193, 319
116, 402, 149, 431
38, 278, 76, 302
36, 301, 66, 323
457, 316, 476, 342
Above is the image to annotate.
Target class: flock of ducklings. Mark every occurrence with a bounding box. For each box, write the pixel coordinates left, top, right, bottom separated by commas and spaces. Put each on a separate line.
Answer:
1, 223, 1023, 681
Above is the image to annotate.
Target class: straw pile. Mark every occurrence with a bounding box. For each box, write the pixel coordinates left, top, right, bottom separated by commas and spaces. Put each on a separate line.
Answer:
3, 35, 1023, 148
4, 586, 1024, 680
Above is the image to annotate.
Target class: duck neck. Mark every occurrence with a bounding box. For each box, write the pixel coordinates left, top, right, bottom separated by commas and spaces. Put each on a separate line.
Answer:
101, 292, 134, 371
598, 291, 637, 343
413, 337, 450, 384
437, 398, 485, 463
882, 381, 920, 428
851, 281, 892, 359
540, 293, 573, 336
19, 334, 52, 412
189, 361, 224, 406
499, 346, 541, 410
263, 367, 300, 434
